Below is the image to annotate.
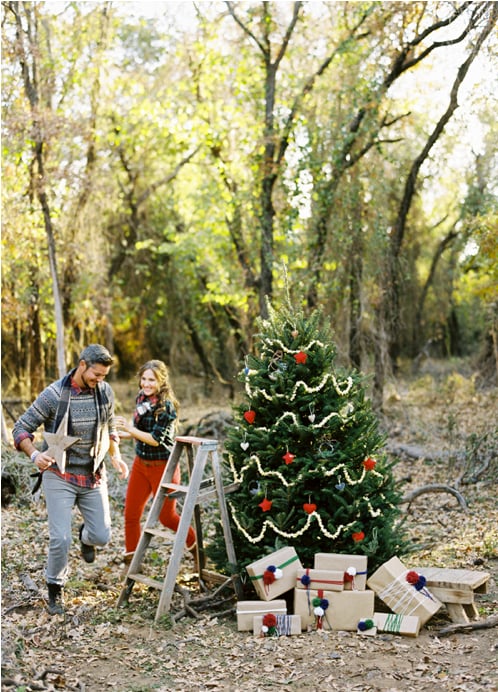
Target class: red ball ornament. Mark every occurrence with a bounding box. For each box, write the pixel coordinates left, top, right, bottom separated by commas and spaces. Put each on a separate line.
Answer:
293, 351, 307, 364
303, 502, 317, 514
244, 410, 256, 424
259, 497, 273, 512
363, 457, 376, 471
352, 531, 365, 542
282, 451, 295, 465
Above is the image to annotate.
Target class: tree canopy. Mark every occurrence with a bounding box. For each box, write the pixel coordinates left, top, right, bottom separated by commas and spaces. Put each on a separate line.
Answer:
2, 1, 497, 399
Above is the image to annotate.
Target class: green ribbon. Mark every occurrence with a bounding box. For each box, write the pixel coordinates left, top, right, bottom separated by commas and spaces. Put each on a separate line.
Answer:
384, 613, 402, 632
249, 554, 299, 581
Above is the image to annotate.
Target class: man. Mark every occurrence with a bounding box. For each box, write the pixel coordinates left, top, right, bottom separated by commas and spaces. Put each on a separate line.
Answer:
13, 344, 129, 615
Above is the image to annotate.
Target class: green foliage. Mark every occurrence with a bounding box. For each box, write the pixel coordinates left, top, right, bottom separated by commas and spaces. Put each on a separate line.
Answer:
207, 301, 410, 581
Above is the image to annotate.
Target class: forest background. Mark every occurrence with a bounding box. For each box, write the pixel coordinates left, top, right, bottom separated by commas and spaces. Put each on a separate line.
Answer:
1, 0, 497, 405
1, 4, 498, 690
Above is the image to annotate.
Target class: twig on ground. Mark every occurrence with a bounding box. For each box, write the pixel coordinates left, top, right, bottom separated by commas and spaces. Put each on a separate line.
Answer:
437, 614, 498, 637
402, 483, 468, 512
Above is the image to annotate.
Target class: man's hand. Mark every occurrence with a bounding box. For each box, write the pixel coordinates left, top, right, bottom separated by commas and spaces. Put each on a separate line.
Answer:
111, 456, 129, 480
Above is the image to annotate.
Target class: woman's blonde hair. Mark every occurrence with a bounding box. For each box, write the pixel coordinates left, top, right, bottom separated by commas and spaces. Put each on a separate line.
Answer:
137, 360, 180, 415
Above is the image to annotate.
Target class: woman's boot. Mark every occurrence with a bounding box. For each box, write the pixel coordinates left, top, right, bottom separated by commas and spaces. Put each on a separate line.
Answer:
47, 582, 64, 615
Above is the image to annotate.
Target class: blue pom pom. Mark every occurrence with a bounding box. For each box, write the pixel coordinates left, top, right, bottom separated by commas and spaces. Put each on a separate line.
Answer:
415, 575, 427, 591
358, 620, 368, 631
267, 565, 276, 573
320, 598, 329, 610
300, 575, 311, 586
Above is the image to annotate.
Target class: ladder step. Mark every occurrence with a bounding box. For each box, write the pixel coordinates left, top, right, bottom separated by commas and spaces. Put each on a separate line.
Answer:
127, 574, 164, 590
144, 527, 175, 541
175, 435, 217, 447
163, 481, 240, 499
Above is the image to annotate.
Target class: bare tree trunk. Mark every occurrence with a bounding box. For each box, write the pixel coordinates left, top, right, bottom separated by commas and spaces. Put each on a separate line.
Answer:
9, 2, 66, 376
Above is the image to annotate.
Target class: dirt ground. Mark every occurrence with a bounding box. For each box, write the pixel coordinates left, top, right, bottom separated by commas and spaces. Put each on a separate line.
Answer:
1, 366, 497, 691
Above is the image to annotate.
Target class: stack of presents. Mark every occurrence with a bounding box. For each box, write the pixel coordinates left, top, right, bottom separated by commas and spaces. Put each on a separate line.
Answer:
236, 547, 490, 638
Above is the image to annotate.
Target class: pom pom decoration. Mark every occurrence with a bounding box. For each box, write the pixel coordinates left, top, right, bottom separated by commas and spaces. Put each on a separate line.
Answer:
363, 457, 377, 471
352, 531, 365, 542
262, 613, 277, 628
263, 566, 277, 586
261, 612, 278, 637
344, 566, 357, 587
406, 570, 427, 591
294, 351, 308, 364
300, 574, 311, 587
358, 618, 375, 631
243, 410, 256, 424
262, 565, 281, 595
311, 597, 330, 630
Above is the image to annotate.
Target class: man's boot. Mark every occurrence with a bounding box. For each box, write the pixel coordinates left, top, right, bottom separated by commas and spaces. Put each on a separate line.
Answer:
47, 582, 64, 616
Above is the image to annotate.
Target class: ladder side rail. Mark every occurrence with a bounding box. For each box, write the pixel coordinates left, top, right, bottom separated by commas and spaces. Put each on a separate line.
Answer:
155, 444, 211, 619
211, 448, 243, 598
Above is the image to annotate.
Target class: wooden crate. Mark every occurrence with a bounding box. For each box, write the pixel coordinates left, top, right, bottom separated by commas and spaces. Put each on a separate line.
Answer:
418, 567, 490, 624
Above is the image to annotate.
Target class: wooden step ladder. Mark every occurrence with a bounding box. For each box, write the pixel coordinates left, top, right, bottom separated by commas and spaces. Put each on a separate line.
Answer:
117, 435, 241, 623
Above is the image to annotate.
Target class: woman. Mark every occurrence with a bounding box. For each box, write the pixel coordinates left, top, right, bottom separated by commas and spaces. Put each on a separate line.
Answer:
115, 360, 196, 561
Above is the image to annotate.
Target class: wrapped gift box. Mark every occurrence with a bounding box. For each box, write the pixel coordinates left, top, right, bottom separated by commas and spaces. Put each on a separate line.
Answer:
294, 587, 334, 631
314, 553, 368, 590
367, 557, 442, 626
246, 546, 302, 601
253, 613, 301, 636
236, 599, 287, 631
294, 588, 374, 631
295, 568, 344, 592
374, 611, 421, 637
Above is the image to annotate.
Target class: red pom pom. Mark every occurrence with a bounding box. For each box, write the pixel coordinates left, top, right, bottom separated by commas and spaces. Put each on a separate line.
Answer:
406, 570, 420, 585
262, 613, 277, 628
263, 569, 276, 586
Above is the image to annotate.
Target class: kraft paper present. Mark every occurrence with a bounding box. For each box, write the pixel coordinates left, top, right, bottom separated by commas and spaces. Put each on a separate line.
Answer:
294, 587, 335, 631
294, 588, 375, 631
374, 611, 421, 637
253, 613, 301, 636
314, 552, 368, 590
236, 599, 287, 631
295, 568, 344, 592
246, 546, 302, 601
367, 557, 442, 626
328, 590, 375, 631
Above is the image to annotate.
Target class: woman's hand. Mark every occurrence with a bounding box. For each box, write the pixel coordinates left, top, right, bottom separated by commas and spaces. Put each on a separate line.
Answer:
115, 416, 132, 434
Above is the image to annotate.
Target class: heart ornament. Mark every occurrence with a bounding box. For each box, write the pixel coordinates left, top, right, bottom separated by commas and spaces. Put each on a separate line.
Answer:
243, 410, 256, 424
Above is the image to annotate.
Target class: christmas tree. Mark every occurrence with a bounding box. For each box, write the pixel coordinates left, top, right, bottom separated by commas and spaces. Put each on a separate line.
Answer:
207, 300, 410, 582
